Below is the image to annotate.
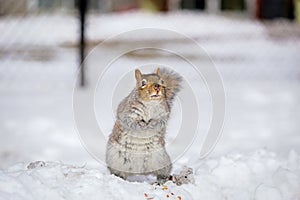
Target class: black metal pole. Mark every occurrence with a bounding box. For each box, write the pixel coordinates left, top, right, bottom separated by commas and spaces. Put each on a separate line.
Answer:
79, 0, 87, 87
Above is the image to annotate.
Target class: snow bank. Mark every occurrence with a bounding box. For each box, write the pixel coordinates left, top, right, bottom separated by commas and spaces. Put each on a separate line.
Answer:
1, 150, 299, 200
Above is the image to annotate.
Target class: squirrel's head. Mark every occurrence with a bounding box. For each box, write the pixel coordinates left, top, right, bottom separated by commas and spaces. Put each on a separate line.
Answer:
135, 68, 166, 102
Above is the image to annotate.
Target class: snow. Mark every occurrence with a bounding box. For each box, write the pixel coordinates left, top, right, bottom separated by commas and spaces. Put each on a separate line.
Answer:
0, 150, 299, 200
0, 11, 300, 199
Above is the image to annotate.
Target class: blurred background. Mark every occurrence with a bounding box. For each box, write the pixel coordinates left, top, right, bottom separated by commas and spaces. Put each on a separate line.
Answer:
0, 0, 300, 169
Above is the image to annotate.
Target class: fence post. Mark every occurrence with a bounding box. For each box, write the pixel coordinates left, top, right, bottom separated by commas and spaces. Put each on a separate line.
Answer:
79, 0, 87, 87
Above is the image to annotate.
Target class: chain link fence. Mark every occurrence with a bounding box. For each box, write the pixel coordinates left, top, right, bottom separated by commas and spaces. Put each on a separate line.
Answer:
0, 1, 300, 167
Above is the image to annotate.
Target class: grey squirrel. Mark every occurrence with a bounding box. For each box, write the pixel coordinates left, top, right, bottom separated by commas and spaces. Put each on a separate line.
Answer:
106, 68, 185, 184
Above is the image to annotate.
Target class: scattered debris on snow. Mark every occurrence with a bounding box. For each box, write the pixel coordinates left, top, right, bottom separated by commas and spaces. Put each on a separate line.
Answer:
0, 150, 299, 200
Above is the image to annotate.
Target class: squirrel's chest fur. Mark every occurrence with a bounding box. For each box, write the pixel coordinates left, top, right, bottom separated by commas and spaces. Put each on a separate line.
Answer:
141, 101, 168, 123
113, 101, 169, 145
106, 100, 171, 175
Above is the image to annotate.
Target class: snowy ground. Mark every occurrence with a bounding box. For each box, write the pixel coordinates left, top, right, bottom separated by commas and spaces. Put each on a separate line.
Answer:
1, 150, 300, 200
0, 11, 300, 199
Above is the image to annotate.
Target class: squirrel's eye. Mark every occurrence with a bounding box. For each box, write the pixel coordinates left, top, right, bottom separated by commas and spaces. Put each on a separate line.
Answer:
161, 80, 164, 84
141, 79, 147, 87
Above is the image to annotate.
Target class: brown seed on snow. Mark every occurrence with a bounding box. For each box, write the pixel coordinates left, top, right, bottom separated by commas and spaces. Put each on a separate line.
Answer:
162, 185, 168, 190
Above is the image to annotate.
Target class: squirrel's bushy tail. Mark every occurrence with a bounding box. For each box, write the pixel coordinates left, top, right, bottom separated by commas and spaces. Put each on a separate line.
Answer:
160, 68, 183, 108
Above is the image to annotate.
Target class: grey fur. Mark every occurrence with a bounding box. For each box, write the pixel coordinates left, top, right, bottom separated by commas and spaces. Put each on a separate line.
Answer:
106, 68, 182, 182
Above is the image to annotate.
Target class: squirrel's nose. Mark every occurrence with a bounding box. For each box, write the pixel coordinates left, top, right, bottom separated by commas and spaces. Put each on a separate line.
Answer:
154, 84, 160, 91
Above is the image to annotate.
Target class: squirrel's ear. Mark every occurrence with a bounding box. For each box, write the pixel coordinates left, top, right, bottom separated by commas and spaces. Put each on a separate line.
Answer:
156, 68, 161, 76
135, 69, 142, 82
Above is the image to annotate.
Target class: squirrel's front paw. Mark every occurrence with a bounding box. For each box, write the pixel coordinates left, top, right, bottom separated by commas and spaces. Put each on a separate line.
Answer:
138, 119, 148, 127
149, 120, 164, 131
149, 119, 157, 126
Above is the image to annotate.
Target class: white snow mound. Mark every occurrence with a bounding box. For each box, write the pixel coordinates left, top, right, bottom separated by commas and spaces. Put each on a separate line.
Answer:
0, 150, 299, 200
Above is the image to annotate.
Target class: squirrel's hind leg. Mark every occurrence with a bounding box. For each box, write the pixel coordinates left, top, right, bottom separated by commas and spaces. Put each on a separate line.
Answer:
153, 165, 172, 184
108, 167, 129, 180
